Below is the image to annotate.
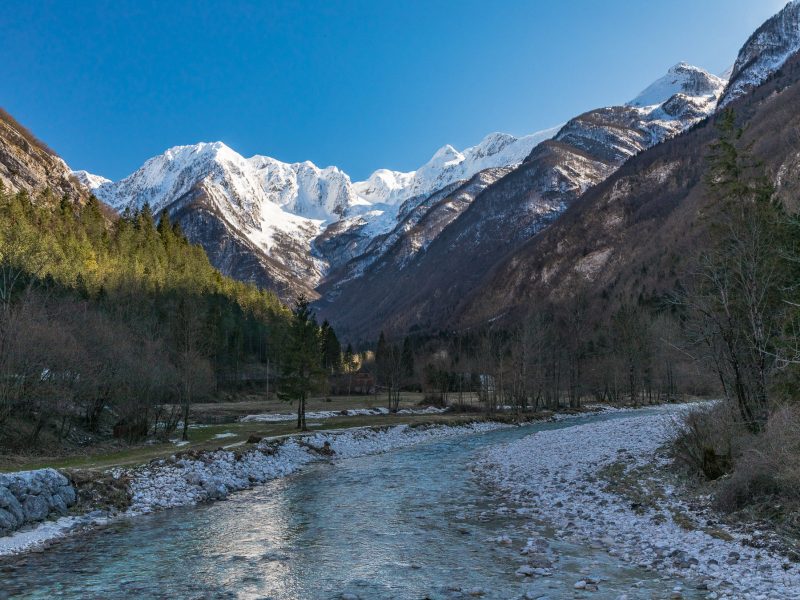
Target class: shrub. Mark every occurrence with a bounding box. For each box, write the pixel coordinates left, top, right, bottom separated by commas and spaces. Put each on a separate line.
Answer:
717, 405, 800, 511
672, 402, 747, 480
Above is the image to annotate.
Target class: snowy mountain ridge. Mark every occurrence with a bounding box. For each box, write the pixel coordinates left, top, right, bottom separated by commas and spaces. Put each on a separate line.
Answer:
76, 127, 559, 226
628, 62, 726, 108
353, 127, 561, 206
75, 126, 560, 297
720, 0, 800, 107
74, 63, 725, 302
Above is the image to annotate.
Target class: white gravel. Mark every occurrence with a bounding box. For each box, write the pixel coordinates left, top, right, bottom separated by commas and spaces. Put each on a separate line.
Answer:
0, 516, 81, 556
128, 421, 504, 513
475, 404, 799, 599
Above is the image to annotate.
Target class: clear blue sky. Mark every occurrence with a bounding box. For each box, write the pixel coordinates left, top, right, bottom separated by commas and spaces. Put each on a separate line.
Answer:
1, 0, 788, 181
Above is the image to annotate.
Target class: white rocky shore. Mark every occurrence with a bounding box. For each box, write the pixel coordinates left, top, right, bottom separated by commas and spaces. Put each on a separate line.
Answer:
476, 404, 799, 600
127, 421, 504, 513
0, 421, 503, 556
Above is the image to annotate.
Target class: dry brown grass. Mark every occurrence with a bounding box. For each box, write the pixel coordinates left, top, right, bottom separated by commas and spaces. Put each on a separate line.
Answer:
674, 400, 800, 518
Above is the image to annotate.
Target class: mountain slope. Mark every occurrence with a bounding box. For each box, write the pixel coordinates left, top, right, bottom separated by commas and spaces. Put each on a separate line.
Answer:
0, 108, 90, 204
719, 0, 800, 107
455, 48, 800, 332
317, 64, 726, 340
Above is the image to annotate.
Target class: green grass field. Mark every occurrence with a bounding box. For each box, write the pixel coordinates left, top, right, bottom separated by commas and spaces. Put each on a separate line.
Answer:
0, 392, 490, 473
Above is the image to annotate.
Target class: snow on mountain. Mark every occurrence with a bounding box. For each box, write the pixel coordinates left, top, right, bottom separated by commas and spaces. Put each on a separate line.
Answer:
317, 63, 728, 338
73, 170, 111, 190
628, 62, 726, 108
84, 142, 351, 227
352, 127, 561, 207
75, 60, 725, 305
720, 0, 800, 107
76, 127, 560, 298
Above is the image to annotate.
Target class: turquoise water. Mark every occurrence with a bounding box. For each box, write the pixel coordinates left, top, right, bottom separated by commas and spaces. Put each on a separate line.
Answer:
0, 413, 698, 599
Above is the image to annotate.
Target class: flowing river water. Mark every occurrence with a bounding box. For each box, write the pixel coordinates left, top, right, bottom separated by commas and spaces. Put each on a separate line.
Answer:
0, 412, 700, 599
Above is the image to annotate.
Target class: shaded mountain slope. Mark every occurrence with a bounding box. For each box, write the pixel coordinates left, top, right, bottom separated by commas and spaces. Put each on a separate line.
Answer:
454, 51, 800, 331
318, 67, 725, 341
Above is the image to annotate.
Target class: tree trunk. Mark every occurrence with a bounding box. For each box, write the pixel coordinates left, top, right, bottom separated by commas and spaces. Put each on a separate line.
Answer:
182, 402, 190, 441
297, 394, 307, 431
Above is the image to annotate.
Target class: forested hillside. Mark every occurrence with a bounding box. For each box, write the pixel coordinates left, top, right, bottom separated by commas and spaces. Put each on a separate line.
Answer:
0, 183, 292, 451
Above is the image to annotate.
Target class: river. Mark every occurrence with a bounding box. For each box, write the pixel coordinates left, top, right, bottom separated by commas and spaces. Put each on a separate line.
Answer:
0, 411, 699, 599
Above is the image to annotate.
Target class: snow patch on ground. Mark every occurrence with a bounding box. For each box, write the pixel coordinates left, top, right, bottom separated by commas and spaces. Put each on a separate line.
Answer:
476, 404, 800, 599
239, 405, 447, 423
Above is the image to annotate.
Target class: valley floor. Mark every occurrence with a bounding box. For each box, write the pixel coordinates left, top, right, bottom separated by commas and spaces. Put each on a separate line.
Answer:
477, 404, 798, 599
5, 401, 794, 599
0, 393, 476, 473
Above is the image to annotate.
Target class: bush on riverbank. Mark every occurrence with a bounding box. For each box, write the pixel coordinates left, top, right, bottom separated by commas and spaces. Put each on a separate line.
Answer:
674, 403, 800, 524
717, 405, 800, 512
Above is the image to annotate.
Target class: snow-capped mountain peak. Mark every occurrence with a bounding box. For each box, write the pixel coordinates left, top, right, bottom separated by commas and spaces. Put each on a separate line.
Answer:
629, 62, 727, 107
351, 126, 561, 207
75, 123, 562, 299
720, 0, 800, 107
73, 170, 112, 190
75, 60, 724, 304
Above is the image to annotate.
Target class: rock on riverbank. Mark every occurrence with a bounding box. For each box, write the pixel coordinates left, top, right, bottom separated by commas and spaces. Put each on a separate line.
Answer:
0, 469, 77, 536
127, 422, 506, 513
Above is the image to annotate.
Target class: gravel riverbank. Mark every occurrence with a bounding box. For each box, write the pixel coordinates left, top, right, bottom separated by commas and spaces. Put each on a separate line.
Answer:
475, 404, 798, 599
0, 421, 507, 556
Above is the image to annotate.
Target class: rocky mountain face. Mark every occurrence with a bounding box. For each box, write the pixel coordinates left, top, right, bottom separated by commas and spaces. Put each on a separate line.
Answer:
76, 142, 338, 298
0, 109, 89, 204
77, 129, 557, 301
317, 64, 725, 340
720, 0, 800, 107
454, 43, 800, 334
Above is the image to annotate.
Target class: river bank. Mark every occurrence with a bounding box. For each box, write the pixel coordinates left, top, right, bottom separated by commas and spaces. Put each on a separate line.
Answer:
0, 407, 704, 600
0, 402, 640, 558
476, 403, 799, 599
0, 418, 515, 557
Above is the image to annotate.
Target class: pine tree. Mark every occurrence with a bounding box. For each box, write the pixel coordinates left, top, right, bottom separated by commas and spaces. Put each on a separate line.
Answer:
682, 109, 793, 431
343, 343, 356, 399
320, 319, 342, 374
277, 295, 325, 430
